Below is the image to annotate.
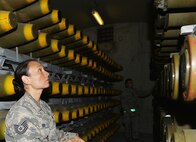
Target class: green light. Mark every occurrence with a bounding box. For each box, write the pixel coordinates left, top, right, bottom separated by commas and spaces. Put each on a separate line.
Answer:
130, 108, 136, 112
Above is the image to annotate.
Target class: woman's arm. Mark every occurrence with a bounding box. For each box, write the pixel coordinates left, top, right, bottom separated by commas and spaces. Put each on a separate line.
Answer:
5, 109, 43, 142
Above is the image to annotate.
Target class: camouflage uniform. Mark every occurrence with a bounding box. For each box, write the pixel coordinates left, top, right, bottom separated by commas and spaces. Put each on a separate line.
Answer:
5, 93, 77, 142
121, 88, 140, 140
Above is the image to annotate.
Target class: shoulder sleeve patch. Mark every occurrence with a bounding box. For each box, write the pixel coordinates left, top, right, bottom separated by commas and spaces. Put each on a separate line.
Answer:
14, 120, 28, 135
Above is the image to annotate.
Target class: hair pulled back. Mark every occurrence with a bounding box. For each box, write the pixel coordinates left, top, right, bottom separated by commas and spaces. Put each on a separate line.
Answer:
13, 59, 38, 95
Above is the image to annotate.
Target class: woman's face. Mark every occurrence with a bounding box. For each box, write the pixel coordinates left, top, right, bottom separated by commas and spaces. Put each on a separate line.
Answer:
27, 61, 49, 90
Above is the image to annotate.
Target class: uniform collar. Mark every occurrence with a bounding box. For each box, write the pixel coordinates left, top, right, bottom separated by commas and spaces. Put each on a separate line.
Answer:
23, 92, 42, 112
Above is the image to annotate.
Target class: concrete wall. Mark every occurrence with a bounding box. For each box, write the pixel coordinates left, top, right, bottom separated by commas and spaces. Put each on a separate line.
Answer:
84, 22, 154, 133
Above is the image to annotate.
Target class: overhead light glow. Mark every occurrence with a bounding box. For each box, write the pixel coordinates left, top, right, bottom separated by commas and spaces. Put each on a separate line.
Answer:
92, 9, 104, 25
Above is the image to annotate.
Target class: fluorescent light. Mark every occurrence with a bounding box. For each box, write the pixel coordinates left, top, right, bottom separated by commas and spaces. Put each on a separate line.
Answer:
92, 9, 104, 25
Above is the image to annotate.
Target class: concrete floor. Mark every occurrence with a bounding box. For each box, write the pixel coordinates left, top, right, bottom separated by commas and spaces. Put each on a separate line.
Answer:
108, 127, 154, 142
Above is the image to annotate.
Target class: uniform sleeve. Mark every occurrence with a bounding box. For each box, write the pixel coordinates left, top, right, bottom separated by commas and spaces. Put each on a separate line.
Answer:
5, 107, 43, 142
43, 101, 78, 141
48, 114, 78, 141
54, 129, 78, 142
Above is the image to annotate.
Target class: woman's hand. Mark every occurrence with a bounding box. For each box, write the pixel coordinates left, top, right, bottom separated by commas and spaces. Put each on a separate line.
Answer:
66, 136, 85, 142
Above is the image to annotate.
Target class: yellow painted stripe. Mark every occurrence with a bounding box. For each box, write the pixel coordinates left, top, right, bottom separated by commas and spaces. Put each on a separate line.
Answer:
67, 50, 75, 60
58, 18, 67, 30
94, 105, 97, 112
39, 33, 48, 48
95, 127, 99, 134
102, 88, 106, 95
0, 11, 12, 32
51, 10, 59, 24
71, 110, 77, 119
90, 87, 93, 95
71, 84, 77, 95
82, 36, 88, 44
58, 45, 66, 57
88, 59, 93, 68
91, 129, 96, 137
61, 83, 69, 95
87, 132, 92, 140
97, 88, 101, 95
75, 54, 81, 64
81, 57, 88, 66
87, 41, 93, 49
4, 75, 15, 95
40, 0, 50, 14
0, 119, 5, 140
82, 136, 87, 142
51, 39, 60, 52
92, 62, 97, 69
67, 25, 74, 36
98, 50, 102, 57
24, 24, 35, 41
84, 107, 89, 115
53, 111, 60, 123
77, 85, 83, 95
62, 111, 69, 121
52, 82, 60, 95
103, 54, 108, 61
75, 31, 82, 40
89, 106, 93, 113
78, 108, 84, 117
101, 52, 105, 59
84, 86, 89, 95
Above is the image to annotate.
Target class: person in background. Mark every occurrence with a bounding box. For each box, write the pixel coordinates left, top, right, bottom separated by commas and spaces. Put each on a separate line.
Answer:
5, 59, 84, 142
121, 78, 151, 142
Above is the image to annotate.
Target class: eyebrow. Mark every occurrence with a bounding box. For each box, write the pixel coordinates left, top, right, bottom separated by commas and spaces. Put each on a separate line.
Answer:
31, 63, 44, 70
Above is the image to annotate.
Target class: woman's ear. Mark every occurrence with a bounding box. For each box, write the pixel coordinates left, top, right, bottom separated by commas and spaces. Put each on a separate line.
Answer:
21, 75, 30, 85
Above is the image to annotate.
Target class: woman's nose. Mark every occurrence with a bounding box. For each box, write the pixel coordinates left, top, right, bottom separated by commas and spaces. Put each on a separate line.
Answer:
44, 69, 49, 77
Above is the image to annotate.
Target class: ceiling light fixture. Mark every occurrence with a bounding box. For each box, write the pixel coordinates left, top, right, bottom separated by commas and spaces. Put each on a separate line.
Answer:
92, 9, 104, 25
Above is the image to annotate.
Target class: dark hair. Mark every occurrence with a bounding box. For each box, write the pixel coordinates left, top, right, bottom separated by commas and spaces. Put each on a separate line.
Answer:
125, 78, 133, 88
13, 59, 38, 95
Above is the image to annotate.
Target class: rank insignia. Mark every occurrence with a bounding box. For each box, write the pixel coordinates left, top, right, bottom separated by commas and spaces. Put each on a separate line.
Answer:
14, 120, 28, 135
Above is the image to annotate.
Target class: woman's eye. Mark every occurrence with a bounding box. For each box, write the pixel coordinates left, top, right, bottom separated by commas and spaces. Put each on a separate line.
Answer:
38, 68, 42, 72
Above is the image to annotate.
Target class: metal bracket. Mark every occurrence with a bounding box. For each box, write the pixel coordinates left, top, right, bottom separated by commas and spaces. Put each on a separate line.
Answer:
60, 71, 76, 83
0, 101, 16, 110
80, 74, 88, 85
49, 72, 61, 82
0, 47, 30, 73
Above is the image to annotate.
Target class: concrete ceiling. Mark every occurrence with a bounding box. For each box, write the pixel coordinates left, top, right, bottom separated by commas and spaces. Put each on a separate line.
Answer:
50, 0, 153, 30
